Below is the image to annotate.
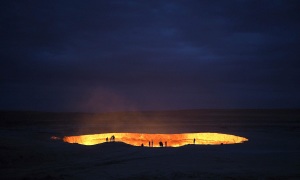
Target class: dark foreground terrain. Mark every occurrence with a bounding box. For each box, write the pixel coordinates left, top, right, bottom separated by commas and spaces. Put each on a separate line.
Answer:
0, 109, 300, 179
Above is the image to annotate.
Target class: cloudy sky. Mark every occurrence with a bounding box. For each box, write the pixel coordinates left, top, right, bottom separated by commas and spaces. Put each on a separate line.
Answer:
1, 0, 300, 112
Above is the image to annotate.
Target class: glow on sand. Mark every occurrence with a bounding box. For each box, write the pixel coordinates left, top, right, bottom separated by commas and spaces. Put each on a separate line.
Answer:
62, 133, 248, 147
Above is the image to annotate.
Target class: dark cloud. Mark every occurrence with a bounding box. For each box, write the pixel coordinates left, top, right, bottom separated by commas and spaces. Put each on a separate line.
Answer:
1, 0, 300, 112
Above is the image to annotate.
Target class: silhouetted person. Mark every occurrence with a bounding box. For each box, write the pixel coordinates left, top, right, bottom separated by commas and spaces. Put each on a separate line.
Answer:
106, 137, 108, 142
110, 135, 115, 142
141, 143, 144, 147
159, 141, 163, 147
165, 141, 167, 147
149, 141, 150, 147
193, 138, 196, 144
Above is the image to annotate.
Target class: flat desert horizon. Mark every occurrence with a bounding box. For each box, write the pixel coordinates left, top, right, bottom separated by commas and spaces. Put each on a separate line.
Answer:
1, 109, 300, 179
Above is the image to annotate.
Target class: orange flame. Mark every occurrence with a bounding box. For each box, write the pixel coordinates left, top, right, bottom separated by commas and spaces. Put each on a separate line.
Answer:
62, 133, 248, 147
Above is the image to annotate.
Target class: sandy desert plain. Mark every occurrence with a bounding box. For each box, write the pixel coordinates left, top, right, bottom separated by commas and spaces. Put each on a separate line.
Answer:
0, 109, 299, 179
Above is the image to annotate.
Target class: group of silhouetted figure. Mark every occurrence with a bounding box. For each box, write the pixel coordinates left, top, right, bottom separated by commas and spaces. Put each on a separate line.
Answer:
141, 140, 167, 147
140, 138, 197, 147
105, 135, 197, 147
106, 135, 115, 142
141, 139, 196, 147
142, 140, 154, 147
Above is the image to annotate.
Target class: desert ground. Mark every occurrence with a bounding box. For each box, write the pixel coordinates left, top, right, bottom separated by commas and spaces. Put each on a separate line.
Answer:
0, 109, 299, 179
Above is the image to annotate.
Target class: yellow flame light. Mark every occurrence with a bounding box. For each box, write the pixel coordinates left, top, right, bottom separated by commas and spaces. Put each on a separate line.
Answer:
62, 133, 248, 147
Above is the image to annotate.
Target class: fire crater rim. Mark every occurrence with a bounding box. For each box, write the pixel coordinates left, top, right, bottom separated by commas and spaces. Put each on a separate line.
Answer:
53, 132, 249, 148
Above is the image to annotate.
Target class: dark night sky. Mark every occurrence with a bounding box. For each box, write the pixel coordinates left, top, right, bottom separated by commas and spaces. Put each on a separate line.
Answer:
1, 0, 300, 112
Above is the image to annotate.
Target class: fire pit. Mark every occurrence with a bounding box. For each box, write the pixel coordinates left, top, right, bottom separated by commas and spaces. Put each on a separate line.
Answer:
58, 133, 248, 147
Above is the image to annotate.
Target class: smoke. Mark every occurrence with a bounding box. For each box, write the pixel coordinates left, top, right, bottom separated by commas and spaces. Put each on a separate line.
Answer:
70, 86, 177, 135
70, 86, 137, 134
75, 87, 137, 113
67, 87, 198, 135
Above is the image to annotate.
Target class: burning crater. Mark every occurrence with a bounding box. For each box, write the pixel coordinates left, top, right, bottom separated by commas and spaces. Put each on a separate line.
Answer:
59, 133, 248, 147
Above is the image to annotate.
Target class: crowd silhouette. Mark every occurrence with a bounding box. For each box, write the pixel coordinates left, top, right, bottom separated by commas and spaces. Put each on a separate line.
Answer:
106, 135, 115, 142
105, 135, 197, 147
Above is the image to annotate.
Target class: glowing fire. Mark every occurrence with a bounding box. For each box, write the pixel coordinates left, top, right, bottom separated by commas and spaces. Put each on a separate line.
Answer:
62, 133, 248, 147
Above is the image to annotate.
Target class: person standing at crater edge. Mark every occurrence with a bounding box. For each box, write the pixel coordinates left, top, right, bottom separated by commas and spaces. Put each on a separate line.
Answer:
110, 135, 115, 142
194, 138, 196, 144
159, 141, 163, 147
